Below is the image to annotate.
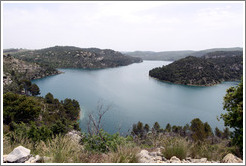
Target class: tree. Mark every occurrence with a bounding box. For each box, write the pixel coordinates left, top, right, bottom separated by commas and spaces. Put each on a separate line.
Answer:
63, 98, 80, 120
144, 124, 150, 133
29, 83, 40, 96
215, 127, 222, 138
222, 127, 230, 139
221, 78, 243, 152
190, 118, 206, 141
204, 122, 213, 137
165, 123, 171, 132
152, 122, 161, 134
45, 92, 54, 104
3, 92, 41, 124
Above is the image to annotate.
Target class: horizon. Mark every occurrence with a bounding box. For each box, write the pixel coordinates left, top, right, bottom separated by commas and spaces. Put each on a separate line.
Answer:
2, 1, 244, 52
2, 45, 243, 53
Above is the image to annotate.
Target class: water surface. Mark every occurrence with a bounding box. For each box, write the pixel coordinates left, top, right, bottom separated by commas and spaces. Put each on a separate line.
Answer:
32, 61, 238, 134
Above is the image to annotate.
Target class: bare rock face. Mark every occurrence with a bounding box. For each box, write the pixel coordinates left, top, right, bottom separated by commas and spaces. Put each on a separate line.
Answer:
6, 146, 31, 163
221, 153, 243, 163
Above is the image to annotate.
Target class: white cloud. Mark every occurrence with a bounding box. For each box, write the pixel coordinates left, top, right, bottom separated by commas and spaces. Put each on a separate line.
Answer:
2, 1, 244, 51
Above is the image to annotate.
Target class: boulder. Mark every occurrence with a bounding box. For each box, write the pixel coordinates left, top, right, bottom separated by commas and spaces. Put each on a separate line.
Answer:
66, 130, 82, 143
6, 146, 31, 163
137, 150, 155, 163
3, 155, 8, 163
170, 156, 181, 163
221, 153, 243, 163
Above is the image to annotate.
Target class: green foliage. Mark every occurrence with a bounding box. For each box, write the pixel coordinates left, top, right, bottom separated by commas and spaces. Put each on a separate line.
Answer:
82, 130, 127, 153
29, 83, 40, 96
222, 127, 230, 139
162, 137, 188, 160
3, 92, 41, 124
63, 98, 80, 120
190, 118, 206, 141
131, 121, 145, 138
149, 52, 243, 86
221, 78, 243, 153
165, 123, 172, 132
204, 122, 213, 137
11, 46, 142, 69
143, 124, 150, 133
45, 92, 54, 104
215, 127, 222, 138
152, 122, 161, 133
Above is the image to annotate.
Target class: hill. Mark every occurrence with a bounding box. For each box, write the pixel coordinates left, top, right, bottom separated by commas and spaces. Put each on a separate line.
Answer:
124, 47, 242, 61
149, 51, 243, 86
3, 54, 60, 93
9, 46, 142, 69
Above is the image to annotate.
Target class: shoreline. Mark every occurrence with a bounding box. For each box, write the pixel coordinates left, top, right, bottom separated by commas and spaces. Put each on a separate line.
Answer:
149, 76, 240, 87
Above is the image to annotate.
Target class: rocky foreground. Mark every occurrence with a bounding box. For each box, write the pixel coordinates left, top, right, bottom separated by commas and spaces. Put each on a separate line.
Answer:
137, 148, 243, 163
3, 131, 243, 163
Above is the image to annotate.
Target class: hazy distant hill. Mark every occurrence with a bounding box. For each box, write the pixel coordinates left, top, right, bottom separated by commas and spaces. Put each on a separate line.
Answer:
124, 47, 243, 61
8, 46, 142, 69
149, 51, 243, 86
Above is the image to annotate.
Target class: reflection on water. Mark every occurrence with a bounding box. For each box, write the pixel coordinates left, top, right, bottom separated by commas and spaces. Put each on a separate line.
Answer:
32, 61, 238, 134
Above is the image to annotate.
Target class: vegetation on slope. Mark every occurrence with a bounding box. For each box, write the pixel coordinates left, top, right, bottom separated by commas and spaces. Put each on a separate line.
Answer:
149, 51, 243, 86
125, 47, 242, 61
3, 54, 60, 93
9, 46, 142, 69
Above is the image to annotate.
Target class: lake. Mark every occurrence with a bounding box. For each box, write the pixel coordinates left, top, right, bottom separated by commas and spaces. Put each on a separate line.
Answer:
32, 61, 238, 134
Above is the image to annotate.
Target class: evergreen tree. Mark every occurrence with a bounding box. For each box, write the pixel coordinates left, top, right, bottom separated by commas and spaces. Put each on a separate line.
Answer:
221, 78, 243, 152
30, 83, 40, 96
190, 118, 206, 141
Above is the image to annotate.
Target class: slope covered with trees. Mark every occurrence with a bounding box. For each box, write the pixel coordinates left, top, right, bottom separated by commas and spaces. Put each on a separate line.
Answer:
149, 51, 243, 86
10, 46, 142, 69
125, 47, 242, 61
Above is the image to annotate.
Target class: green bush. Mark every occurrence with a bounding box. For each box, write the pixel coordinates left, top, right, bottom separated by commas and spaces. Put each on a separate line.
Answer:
82, 130, 127, 153
162, 137, 188, 160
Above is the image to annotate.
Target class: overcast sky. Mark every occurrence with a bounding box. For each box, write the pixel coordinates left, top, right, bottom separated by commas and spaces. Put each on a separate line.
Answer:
2, 1, 244, 52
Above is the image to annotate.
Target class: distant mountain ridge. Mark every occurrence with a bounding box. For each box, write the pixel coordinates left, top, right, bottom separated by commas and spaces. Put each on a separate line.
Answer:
124, 47, 243, 61
149, 51, 243, 86
7, 46, 142, 69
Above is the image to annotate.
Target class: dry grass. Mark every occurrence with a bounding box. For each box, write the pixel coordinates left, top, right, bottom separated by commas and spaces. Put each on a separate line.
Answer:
103, 145, 141, 163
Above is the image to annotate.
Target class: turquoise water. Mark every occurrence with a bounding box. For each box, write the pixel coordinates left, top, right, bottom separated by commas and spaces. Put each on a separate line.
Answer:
32, 61, 238, 134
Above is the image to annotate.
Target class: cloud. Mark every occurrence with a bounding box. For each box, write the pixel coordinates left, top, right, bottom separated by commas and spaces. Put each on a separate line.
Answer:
2, 2, 244, 51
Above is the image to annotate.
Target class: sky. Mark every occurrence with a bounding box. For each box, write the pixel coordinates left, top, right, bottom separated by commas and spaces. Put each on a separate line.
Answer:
2, 1, 245, 52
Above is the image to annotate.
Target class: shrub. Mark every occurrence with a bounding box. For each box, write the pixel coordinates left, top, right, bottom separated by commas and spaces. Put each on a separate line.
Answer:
104, 145, 140, 163
82, 130, 127, 153
162, 137, 188, 160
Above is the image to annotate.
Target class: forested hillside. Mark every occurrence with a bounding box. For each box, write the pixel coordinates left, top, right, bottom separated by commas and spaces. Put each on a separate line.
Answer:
125, 47, 242, 61
9, 46, 142, 69
149, 51, 243, 86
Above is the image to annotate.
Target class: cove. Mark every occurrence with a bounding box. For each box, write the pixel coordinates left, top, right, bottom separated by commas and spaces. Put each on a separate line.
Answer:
32, 61, 238, 134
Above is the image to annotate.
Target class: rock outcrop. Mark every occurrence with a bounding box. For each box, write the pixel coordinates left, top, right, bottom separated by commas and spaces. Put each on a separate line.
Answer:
221, 153, 243, 163
137, 149, 243, 163
66, 130, 83, 144
3, 146, 50, 163
5, 146, 31, 163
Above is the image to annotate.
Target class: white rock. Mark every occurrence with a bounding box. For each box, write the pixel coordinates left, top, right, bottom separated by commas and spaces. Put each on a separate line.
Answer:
149, 152, 157, 157
200, 158, 207, 163
6, 146, 31, 163
221, 153, 243, 163
3, 155, 8, 163
170, 156, 181, 163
